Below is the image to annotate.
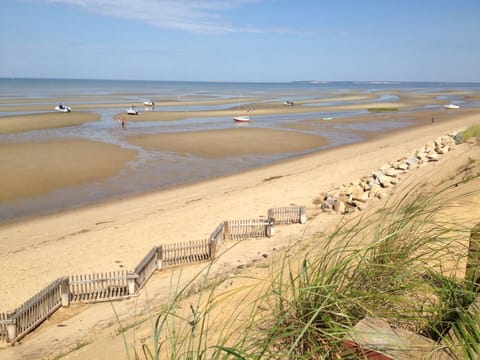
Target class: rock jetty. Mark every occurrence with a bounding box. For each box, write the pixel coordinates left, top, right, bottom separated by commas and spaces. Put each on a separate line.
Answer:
317, 133, 463, 214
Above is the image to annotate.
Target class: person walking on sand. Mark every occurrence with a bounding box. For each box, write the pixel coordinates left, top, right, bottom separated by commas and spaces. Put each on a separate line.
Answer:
117, 117, 127, 129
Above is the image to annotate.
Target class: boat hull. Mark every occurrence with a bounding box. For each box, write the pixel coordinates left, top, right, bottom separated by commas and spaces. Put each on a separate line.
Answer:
443, 104, 460, 109
54, 106, 71, 112
233, 116, 250, 122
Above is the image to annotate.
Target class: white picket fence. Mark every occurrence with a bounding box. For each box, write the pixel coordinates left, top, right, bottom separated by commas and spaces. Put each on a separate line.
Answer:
0, 204, 307, 344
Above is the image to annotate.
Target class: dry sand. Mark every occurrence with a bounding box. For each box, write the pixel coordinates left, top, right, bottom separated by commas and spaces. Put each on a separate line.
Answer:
0, 100, 479, 359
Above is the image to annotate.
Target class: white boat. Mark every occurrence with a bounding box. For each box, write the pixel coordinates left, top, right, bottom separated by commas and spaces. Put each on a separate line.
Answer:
143, 99, 155, 106
127, 106, 139, 115
54, 104, 71, 112
443, 104, 460, 109
283, 101, 294, 106
233, 116, 250, 123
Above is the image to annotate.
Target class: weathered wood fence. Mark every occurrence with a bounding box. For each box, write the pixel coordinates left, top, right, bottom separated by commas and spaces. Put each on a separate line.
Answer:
0, 277, 68, 344
268, 205, 306, 224
0, 204, 307, 345
69, 271, 133, 303
225, 219, 274, 240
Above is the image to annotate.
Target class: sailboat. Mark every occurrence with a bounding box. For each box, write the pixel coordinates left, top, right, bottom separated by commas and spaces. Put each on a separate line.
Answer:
233, 95, 251, 123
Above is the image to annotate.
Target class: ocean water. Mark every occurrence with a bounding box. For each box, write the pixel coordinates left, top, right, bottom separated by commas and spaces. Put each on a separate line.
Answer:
1, 78, 479, 223
2, 78, 480, 98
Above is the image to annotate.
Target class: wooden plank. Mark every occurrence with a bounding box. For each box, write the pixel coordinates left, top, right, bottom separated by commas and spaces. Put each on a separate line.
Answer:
343, 316, 439, 360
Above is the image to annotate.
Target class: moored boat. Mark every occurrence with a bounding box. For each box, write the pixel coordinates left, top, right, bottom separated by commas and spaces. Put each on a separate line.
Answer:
127, 106, 139, 115
443, 103, 460, 109
233, 116, 250, 123
54, 104, 71, 112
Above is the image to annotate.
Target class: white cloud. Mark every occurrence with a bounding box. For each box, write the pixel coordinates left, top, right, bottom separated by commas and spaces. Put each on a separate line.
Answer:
42, 0, 294, 34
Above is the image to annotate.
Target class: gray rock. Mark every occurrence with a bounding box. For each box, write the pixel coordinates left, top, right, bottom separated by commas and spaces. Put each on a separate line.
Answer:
453, 133, 464, 144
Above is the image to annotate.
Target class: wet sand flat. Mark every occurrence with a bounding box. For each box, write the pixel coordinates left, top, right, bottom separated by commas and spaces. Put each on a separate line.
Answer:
0, 112, 100, 134
128, 127, 328, 158
0, 139, 136, 201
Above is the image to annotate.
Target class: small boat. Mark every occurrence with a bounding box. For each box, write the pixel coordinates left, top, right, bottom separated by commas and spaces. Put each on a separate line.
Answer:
233, 116, 250, 123
127, 106, 139, 115
322, 117, 334, 121
443, 104, 460, 109
143, 99, 155, 106
283, 101, 294, 106
54, 104, 71, 112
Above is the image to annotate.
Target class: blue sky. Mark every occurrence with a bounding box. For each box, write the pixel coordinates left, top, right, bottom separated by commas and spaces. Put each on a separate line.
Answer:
1, 0, 479, 82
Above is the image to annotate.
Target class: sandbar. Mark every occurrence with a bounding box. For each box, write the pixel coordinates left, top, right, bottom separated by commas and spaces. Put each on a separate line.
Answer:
128, 128, 328, 158
0, 139, 136, 201
0, 112, 100, 134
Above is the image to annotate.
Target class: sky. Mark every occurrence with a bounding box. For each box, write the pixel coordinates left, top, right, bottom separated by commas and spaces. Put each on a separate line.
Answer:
0, 0, 479, 83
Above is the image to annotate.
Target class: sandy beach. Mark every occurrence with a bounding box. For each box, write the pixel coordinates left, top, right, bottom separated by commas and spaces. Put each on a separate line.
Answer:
1, 84, 480, 359
0, 110, 479, 308
0, 110, 479, 359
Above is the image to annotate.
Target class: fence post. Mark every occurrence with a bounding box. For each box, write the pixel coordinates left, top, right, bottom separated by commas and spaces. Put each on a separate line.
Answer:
6, 311, 16, 343
267, 219, 275, 237
299, 206, 306, 224
223, 221, 230, 240
209, 239, 217, 258
466, 223, 480, 288
267, 208, 274, 222
157, 245, 163, 270
127, 272, 136, 295
60, 276, 70, 307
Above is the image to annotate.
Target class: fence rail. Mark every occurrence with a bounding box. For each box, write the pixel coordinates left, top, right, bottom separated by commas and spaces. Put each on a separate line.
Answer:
69, 271, 130, 303
0, 204, 306, 345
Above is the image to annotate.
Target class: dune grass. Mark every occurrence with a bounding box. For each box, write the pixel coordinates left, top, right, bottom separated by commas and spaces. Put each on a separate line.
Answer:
121, 183, 480, 359
462, 124, 480, 142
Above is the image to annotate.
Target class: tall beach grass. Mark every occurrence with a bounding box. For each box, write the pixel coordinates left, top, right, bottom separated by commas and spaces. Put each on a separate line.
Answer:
122, 179, 480, 359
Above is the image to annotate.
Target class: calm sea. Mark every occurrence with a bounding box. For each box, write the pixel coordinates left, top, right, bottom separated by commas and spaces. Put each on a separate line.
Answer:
2, 78, 480, 98
1, 78, 479, 223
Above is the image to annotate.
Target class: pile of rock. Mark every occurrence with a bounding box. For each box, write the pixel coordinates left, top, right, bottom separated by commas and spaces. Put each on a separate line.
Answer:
317, 133, 463, 214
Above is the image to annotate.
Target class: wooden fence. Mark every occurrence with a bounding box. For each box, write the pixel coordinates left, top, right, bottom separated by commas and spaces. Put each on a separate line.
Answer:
134, 247, 160, 290
210, 222, 225, 247
225, 219, 274, 240
268, 205, 306, 224
69, 271, 132, 303
0, 312, 8, 343
0, 204, 306, 345
162, 240, 211, 267
5, 277, 67, 343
